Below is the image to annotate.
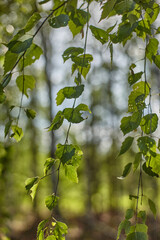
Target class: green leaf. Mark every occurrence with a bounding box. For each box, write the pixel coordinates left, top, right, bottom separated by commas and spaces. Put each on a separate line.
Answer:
117, 22, 138, 43
117, 219, 131, 240
120, 111, 142, 135
126, 232, 147, 240
19, 43, 43, 68
49, 14, 69, 28
146, 38, 159, 63
119, 137, 134, 156
16, 75, 35, 97
140, 113, 158, 134
37, 219, 48, 239
54, 221, 68, 238
71, 54, 93, 67
56, 85, 84, 105
63, 103, 91, 123
125, 209, 134, 219
3, 50, 18, 74
130, 224, 148, 233
148, 199, 156, 218
137, 136, 156, 155
128, 72, 143, 86
39, 0, 51, 4
56, 144, 83, 166
100, 0, 117, 21
44, 158, 56, 176
72, 63, 91, 79
153, 55, 160, 69
46, 236, 56, 240
150, 153, 160, 175
11, 125, 23, 142
89, 25, 109, 44
24, 12, 41, 32
4, 120, 12, 137
30, 182, 39, 200
1, 73, 12, 88
142, 163, 159, 177
25, 109, 36, 119
64, 164, 78, 183
128, 81, 150, 112
48, 111, 64, 131
0, 92, 6, 104
68, 20, 82, 37
25, 176, 39, 191
114, 0, 135, 14
9, 38, 33, 53
45, 194, 59, 210
117, 162, 132, 179
133, 152, 142, 172
138, 211, 146, 223
62, 47, 84, 62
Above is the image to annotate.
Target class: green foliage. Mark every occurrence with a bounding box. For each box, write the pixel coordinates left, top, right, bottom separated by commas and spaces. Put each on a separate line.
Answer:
148, 198, 156, 218
44, 158, 56, 176
45, 194, 59, 210
49, 14, 69, 28
25, 109, 36, 119
140, 113, 158, 134
8, 38, 33, 54
117, 162, 132, 179
119, 136, 134, 156
11, 125, 23, 142
56, 85, 84, 105
19, 43, 43, 69
2, 0, 160, 239
16, 75, 35, 97
63, 103, 91, 123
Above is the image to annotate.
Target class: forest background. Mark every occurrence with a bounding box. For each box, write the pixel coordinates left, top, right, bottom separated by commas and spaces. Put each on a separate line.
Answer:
0, 0, 160, 239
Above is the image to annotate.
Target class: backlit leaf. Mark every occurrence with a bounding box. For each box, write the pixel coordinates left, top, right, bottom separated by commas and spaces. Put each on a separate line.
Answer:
126, 232, 147, 240
140, 113, 158, 134
19, 43, 43, 68
3, 51, 18, 74
44, 158, 56, 176
25, 109, 36, 119
11, 125, 23, 142
45, 194, 59, 210
137, 136, 156, 155
117, 219, 131, 240
64, 164, 78, 183
142, 163, 159, 177
25, 176, 39, 191
24, 12, 41, 32
16, 75, 35, 97
150, 153, 160, 175
146, 38, 159, 63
